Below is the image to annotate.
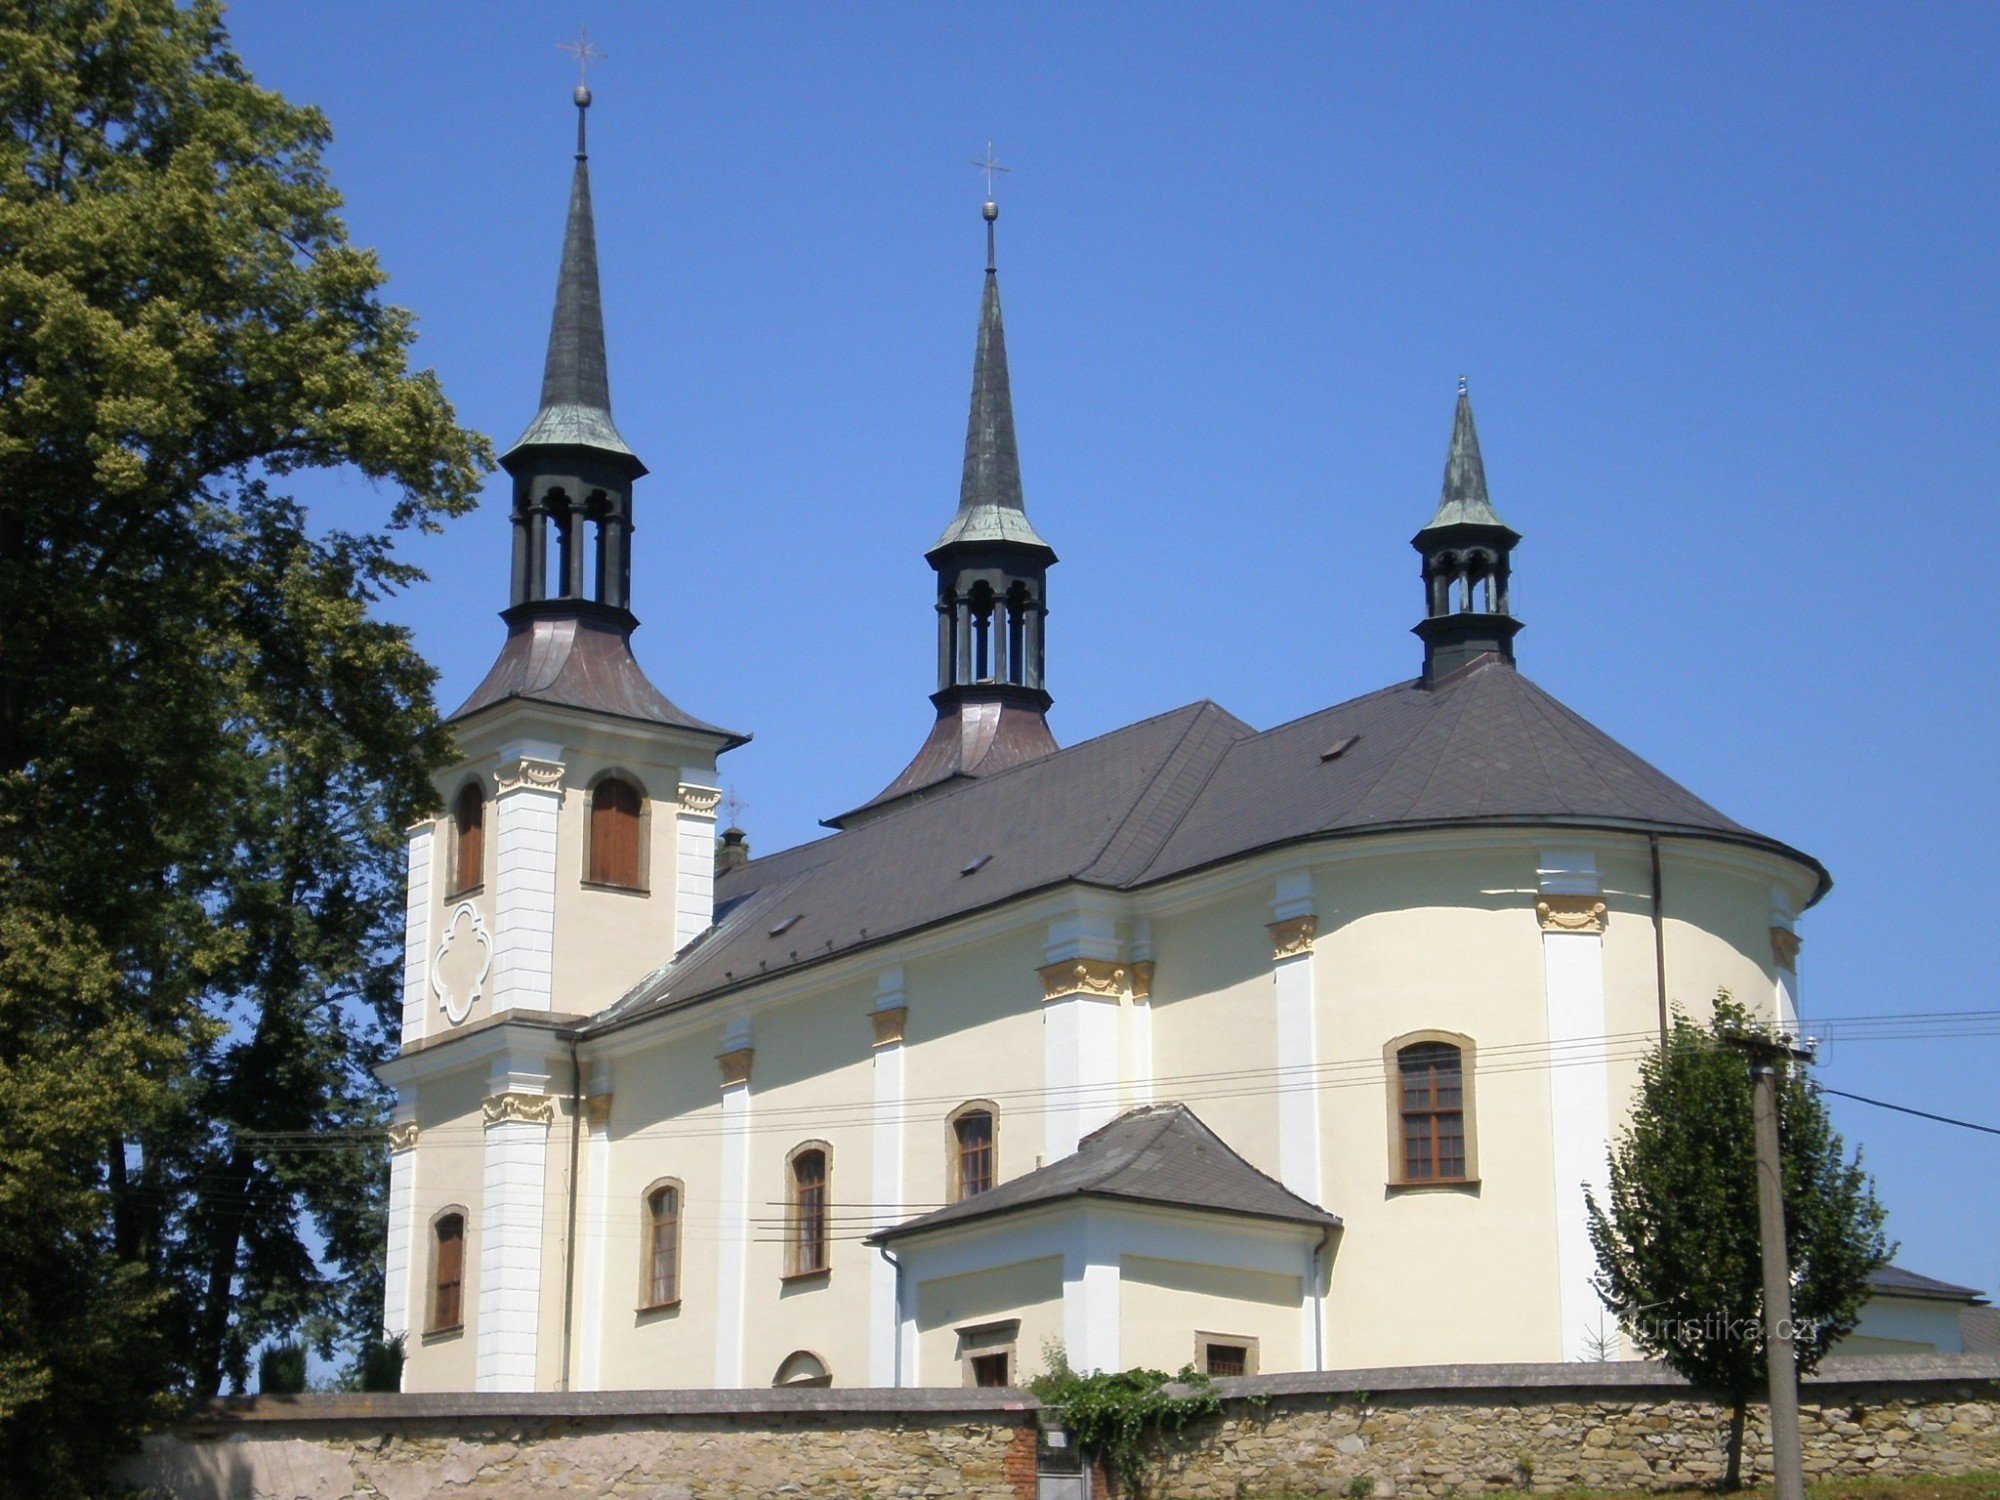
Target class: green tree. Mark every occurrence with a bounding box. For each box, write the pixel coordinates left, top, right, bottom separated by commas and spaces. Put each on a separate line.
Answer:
1586, 995, 1890, 1489
0, 0, 488, 1485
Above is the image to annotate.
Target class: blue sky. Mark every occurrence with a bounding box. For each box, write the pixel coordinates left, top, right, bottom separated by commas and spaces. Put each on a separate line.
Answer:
227, 4, 1998, 1300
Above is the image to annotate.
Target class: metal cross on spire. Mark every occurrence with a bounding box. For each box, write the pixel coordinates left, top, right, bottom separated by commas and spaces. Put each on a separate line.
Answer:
722, 788, 749, 829
972, 141, 1010, 201
558, 26, 606, 90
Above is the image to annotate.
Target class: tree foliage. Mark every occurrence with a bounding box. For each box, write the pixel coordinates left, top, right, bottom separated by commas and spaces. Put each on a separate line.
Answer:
1030, 1341, 1223, 1495
1586, 994, 1890, 1487
0, 0, 489, 1484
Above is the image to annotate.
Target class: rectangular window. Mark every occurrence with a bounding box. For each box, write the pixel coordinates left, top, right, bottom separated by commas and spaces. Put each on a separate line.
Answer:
431, 1214, 464, 1333
1398, 1041, 1467, 1181
1196, 1333, 1258, 1377
645, 1185, 680, 1307
971, 1351, 1011, 1387
954, 1110, 994, 1199
790, 1149, 828, 1277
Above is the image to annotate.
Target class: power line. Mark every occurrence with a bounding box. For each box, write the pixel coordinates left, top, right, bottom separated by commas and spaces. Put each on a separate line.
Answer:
1821, 1087, 2000, 1138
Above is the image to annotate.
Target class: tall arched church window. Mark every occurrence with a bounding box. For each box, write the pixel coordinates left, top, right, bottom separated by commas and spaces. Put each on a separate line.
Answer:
641, 1180, 681, 1308
1396, 1040, 1467, 1182
950, 1103, 995, 1201
787, 1144, 829, 1278
448, 784, 484, 896
429, 1210, 466, 1334
587, 776, 644, 889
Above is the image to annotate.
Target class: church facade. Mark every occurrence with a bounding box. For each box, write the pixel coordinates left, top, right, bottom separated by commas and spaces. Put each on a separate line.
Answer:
379, 93, 1825, 1395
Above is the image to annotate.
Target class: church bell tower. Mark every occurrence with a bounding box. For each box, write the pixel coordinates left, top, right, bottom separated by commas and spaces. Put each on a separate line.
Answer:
1413, 379, 1524, 684
831, 197, 1058, 827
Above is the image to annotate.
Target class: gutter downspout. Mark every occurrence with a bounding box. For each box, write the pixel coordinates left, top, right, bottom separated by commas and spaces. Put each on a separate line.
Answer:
1310, 1224, 1336, 1372
559, 1033, 583, 1393
876, 1242, 904, 1387
1648, 835, 1669, 1046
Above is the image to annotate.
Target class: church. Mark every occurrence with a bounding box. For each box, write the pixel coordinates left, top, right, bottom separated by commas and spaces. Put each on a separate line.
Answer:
378, 88, 1825, 1395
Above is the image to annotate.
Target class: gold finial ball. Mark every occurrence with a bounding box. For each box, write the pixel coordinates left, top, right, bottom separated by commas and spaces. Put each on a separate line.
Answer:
983, 200, 999, 222
574, 84, 593, 108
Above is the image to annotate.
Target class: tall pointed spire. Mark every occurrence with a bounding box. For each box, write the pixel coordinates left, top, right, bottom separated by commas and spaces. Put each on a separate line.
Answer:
930, 201, 1053, 557
830, 194, 1058, 828
1412, 378, 1523, 684
505, 84, 636, 461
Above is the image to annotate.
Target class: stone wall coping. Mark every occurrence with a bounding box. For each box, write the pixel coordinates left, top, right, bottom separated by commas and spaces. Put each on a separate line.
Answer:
192, 1355, 1996, 1428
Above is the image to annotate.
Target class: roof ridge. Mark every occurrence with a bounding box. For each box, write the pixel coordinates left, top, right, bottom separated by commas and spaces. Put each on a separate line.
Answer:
1082, 703, 1253, 884
1136, 1098, 1332, 1217
1120, 708, 1268, 886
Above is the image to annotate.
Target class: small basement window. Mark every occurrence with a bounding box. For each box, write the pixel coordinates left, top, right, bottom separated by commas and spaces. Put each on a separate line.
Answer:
1196, 1333, 1258, 1378
970, 1351, 1011, 1387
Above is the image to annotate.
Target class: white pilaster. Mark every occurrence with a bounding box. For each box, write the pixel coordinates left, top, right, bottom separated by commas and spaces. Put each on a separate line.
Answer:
712, 1017, 752, 1388
869, 969, 907, 1386
578, 1062, 613, 1392
475, 1059, 553, 1392
1539, 850, 1614, 1361
1128, 920, 1155, 1108
382, 1091, 418, 1340
1269, 873, 1322, 1204
491, 741, 563, 1016
401, 826, 433, 1046
675, 781, 720, 952
1062, 1220, 1121, 1375
1771, 885, 1802, 1034
1042, 911, 1123, 1160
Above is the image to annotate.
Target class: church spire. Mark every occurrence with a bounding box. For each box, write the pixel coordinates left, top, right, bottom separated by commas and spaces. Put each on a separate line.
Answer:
1412, 379, 1523, 684
829, 192, 1058, 829
498, 83, 645, 618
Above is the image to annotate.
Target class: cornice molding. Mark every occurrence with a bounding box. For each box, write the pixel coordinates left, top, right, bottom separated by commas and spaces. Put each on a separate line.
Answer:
482, 1091, 556, 1128
1128, 962, 1155, 1002
1038, 959, 1127, 1002
1267, 915, 1318, 961
387, 1121, 419, 1153
496, 756, 564, 796
677, 784, 723, 817
1537, 895, 1607, 935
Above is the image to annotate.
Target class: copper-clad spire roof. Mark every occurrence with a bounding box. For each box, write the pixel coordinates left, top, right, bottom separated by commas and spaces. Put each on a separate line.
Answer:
1423, 378, 1506, 530
929, 203, 1053, 557
504, 88, 637, 463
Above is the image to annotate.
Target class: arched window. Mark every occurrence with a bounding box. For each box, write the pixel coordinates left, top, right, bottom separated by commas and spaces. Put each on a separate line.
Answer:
641, 1180, 681, 1308
429, 1209, 466, 1334
773, 1349, 831, 1388
587, 775, 644, 889
950, 1103, 996, 1201
449, 783, 485, 896
1394, 1038, 1470, 1183
787, 1144, 829, 1278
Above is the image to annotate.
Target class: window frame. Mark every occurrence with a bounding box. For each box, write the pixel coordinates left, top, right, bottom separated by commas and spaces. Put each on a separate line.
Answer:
1194, 1331, 1260, 1378
1383, 1031, 1480, 1189
957, 1318, 1020, 1389
446, 780, 486, 897
426, 1205, 470, 1338
637, 1176, 684, 1312
946, 1100, 998, 1204
582, 770, 649, 893
784, 1141, 832, 1282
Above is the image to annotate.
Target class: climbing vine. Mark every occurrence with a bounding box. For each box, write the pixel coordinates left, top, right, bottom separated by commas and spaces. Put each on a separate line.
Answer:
1030, 1341, 1223, 1493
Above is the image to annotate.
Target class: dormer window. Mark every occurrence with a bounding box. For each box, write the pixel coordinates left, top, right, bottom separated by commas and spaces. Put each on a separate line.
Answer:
587, 775, 644, 889
448, 783, 485, 897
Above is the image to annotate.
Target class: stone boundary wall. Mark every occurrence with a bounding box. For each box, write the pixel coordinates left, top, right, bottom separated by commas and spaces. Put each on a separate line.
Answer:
128, 1356, 1999, 1499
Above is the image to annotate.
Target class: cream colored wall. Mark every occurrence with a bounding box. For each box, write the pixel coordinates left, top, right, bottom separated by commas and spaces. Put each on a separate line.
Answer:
402, 1063, 489, 1393
913, 1256, 1064, 1385
1301, 843, 1560, 1365
1147, 886, 1281, 1175
592, 1026, 729, 1390
1119, 1256, 1302, 1374
902, 927, 1054, 1195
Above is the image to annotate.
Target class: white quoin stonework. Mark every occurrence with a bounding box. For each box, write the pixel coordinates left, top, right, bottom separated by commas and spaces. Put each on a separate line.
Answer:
1269, 872, 1322, 1206
1041, 909, 1123, 1160
382, 1094, 419, 1341
869, 968, 908, 1386
491, 741, 564, 1016
401, 826, 432, 1046
475, 1061, 554, 1392
712, 1017, 752, 1388
1538, 850, 1614, 1361
675, 781, 721, 953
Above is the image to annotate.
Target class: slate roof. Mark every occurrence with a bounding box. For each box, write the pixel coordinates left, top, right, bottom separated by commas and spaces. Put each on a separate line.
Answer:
583, 658, 1824, 1035
830, 696, 1060, 828
869, 1103, 1339, 1244
1868, 1265, 1988, 1303
449, 609, 746, 745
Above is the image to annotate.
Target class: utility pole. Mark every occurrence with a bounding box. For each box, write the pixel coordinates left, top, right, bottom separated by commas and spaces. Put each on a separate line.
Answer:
1727, 1033, 1814, 1500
